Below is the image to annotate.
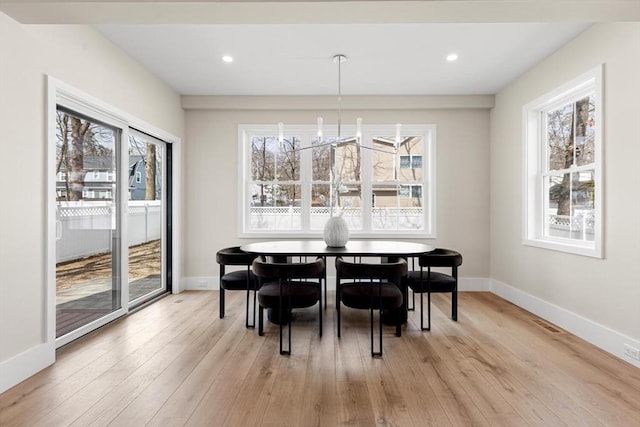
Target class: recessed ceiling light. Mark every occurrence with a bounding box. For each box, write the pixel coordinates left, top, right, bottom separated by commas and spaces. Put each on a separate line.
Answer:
446, 53, 459, 62
222, 55, 234, 63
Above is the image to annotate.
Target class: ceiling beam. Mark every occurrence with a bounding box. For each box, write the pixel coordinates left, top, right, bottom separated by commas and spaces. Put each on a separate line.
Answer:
1, 1, 638, 24
181, 95, 496, 110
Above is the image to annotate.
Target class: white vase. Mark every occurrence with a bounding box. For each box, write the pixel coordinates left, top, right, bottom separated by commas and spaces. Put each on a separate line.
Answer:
323, 216, 349, 247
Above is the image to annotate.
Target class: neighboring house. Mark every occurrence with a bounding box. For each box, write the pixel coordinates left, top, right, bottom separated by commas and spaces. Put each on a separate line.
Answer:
56, 155, 160, 201
56, 155, 116, 201
333, 136, 425, 208
128, 155, 146, 200
129, 154, 162, 200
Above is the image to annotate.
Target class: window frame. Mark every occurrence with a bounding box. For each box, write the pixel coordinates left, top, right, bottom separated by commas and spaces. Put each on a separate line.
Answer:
399, 154, 422, 169
522, 65, 603, 258
47, 76, 182, 351
238, 123, 436, 238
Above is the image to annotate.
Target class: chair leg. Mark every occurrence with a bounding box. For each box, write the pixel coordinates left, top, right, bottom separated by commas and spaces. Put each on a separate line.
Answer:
370, 307, 375, 356
245, 268, 256, 329
427, 291, 432, 331
246, 287, 257, 328
279, 306, 286, 354
279, 309, 292, 356
323, 256, 328, 310
318, 296, 323, 337
252, 286, 258, 326
219, 288, 225, 319
420, 269, 431, 332
419, 291, 424, 331
258, 305, 264, 336
245, 288, 251, 328
337, 292, 342, 338
418, 292, 431, 331
279, 280, 291, 355
452, 288, 458, 321
371, 307, 383, 357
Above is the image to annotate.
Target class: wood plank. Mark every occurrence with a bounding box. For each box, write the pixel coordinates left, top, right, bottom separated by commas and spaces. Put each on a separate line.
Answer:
464, 293, 640, 425
1, 291, 639, 427
382, 328, 454, 426
450, 293, 606, 426
34, 292, 229, 426
0, 291, 214, 426
333, 309, 377, 426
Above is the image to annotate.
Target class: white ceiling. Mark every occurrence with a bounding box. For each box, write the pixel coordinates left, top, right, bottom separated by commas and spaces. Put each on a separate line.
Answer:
4, 1, 634, 97
94, 22, 591, 96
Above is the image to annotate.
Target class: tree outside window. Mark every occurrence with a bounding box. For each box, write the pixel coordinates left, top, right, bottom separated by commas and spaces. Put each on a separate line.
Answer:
523, 65, 602, 258
241, 124, 435, 237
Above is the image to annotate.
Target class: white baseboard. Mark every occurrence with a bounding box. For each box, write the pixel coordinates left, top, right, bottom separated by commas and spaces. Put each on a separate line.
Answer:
0, 342, 55, 394
491, 279, 640, 368
182, 276, 217, 291
459, 277, 491, 291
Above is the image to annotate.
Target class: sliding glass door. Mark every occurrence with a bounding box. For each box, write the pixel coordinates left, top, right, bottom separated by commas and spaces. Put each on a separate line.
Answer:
54, 105, 173, 345
55, 108, 123, 340
127, 130, 168, 306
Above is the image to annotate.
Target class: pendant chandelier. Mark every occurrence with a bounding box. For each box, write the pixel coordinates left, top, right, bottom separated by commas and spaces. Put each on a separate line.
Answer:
277, 54, 401, 154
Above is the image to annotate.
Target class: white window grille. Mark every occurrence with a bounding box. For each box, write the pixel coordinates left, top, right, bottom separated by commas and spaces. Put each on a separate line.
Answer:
239, 124, 436, 238
523, 65, 602, 258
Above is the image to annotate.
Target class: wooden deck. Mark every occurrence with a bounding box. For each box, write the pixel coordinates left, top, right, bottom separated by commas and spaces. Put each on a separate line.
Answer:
2, 291, 638, 426
56, 240, 162, 337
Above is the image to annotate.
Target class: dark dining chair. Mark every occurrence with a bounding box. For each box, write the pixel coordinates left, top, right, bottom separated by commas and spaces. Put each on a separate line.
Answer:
252, 257, 325, 355
216, 246, 260, 328
405, 248, 463, 331
335, 257, 407, 357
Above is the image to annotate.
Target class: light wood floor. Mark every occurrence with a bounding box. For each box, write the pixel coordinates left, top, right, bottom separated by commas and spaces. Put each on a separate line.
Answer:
1, 291, 638, 426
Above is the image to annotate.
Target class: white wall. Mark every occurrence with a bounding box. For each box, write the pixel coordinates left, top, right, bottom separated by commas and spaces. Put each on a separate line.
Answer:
490, 23, 640, 346
0, 12, 185, 391
183, 104, 491, 283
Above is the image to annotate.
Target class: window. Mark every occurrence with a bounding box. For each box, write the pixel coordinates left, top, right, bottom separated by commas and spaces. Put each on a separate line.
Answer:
399, 185, 422, 198
239, 124, 436, 237
400, 155, 422, 169
412, 155, 423, 169
523, 65, 602, 257
400, 155, 411, 169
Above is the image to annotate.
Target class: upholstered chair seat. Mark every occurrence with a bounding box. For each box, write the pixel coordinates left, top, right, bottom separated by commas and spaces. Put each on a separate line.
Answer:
253, 257, 325, 355
404, 248, 463, 331
335, 257, 407, 357
216, 246, 260, 328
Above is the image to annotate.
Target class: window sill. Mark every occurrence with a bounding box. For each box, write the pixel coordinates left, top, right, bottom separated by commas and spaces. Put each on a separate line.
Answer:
523, 237, 602, 259
239, 230, 436, 240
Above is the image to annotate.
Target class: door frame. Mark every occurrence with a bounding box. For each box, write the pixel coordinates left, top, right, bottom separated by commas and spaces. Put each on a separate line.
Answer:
127, 129, 172, 308
47, 77, 181, 349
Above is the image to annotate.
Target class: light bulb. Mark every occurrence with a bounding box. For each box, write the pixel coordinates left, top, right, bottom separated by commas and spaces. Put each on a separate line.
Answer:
317, 117, 323, 139
277, 122, 284, 149
278, 122, 284, 143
